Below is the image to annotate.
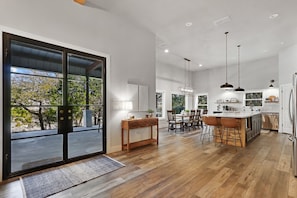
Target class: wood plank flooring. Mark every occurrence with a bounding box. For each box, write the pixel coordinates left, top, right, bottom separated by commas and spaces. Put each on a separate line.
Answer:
0, 128, 297, 198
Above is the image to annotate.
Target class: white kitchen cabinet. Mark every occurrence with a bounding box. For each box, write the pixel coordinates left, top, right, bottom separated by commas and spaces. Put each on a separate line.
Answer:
127, 83, 148, 112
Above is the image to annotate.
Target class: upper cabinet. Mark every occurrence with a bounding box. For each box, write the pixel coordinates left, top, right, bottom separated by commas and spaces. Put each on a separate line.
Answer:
244, 92, 263, 106
128, 84, 139, 111
128, 83, 148, 111
138, 85, 149, 111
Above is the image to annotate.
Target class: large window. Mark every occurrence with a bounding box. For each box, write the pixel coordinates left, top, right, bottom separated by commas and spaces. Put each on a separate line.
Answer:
172, 94, 185, 114
197, 94, 208, 110
156, 92, 163, 118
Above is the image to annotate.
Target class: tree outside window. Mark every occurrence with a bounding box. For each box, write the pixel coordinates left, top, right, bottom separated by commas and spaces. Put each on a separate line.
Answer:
197, 94, 208, 110
156, 92, 163, 118
172, 94, 185, 114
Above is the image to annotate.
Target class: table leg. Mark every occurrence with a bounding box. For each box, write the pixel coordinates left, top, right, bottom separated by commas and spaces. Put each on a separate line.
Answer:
127, 129, 130, 152
121, 128, 124, 151
157, 123, 159, 144
150, 126, 153, 139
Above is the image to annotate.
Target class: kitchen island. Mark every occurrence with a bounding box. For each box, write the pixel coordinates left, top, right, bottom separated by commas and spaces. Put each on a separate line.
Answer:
202, 112, 262, 147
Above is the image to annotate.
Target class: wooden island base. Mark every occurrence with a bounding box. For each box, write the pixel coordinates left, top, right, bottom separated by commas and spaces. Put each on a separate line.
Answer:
204, 112, 262, 147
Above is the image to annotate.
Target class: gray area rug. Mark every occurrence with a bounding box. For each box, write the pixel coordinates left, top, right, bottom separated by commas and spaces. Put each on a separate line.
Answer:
21, 155, 125, 198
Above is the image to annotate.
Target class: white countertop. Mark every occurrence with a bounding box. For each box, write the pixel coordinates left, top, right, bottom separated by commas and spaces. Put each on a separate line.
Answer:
203, 112, 261, 118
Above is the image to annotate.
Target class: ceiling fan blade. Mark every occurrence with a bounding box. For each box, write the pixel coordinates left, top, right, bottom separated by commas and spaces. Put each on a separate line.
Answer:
73, 0, 109, 11
73, 0, 86, 5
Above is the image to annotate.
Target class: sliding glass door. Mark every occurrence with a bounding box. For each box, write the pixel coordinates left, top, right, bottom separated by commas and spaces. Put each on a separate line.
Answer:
3, 33, 106, 179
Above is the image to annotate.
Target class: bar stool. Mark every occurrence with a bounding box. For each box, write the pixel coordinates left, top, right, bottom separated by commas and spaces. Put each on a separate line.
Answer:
220, 118, 242, 150
201, 116, 222, 145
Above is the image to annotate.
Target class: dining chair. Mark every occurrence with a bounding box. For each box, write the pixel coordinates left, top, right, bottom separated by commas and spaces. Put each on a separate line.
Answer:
202, 109, 208, 115
193, 109, 202, 129
183, 110, 196, 130
167, 110, 183, 132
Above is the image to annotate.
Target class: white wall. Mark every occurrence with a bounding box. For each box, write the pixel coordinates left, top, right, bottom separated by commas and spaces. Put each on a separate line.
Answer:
0, 0, 156, 180
279, 44, 297, 84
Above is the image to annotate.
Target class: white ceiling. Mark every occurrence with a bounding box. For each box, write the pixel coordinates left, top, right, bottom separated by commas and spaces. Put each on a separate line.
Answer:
85, 0, 297, 71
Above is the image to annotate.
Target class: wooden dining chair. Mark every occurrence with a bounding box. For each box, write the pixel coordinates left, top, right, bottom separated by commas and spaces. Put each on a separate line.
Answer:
167, 110, 183, 132
193, 109, 202, 129
183, 110, 196, 131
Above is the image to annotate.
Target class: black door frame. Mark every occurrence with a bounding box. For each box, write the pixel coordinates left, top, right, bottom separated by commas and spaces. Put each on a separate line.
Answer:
2, 32, 107, 180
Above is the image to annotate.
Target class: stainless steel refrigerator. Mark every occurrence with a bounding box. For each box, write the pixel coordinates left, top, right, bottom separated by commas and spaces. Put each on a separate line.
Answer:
289, 72, 297, 177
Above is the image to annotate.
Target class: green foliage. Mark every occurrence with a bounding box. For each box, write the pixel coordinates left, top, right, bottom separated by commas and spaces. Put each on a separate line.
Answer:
11, 70, 61, 130
147, 109, 154, 113
155, 92, 163, 117
172, 94, 185, 114
11, 107, 32, 127
198, 95, 207, 105
11, 68, 103, 131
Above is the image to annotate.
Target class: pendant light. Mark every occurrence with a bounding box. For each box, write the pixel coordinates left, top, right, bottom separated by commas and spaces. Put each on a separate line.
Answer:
220, 32, 234, 89
180, 58, 193, 94
269, 79, 275, 88
235, 45, 245, 92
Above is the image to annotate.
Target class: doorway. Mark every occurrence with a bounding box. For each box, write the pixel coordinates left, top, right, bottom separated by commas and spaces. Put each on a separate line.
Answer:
3, 33, 106, 179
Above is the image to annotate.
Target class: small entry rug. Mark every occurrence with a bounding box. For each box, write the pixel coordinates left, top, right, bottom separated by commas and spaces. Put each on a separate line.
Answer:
20, 155, 125, 198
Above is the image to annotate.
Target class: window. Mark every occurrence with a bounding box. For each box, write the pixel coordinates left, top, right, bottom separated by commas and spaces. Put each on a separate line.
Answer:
245, 92, 263, 106
156, 92, 163, 118
172, 94, 185, 114
197, 94, 208, 110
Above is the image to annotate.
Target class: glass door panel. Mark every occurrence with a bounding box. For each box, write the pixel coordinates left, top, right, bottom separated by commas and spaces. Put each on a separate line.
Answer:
67, 54, 104, 158
10, 40, 64, 173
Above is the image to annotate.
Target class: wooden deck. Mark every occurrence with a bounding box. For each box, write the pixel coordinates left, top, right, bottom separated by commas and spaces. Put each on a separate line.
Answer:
0, 129, 296, 198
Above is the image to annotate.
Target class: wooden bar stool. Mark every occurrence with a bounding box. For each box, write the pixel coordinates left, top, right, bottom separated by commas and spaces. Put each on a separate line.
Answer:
220, 118, 242, 150
201, 116, 222, 145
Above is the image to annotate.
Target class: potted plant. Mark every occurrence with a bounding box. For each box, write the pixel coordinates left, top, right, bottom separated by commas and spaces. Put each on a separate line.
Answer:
147, 109, 154, 117
185, 109, 190, 115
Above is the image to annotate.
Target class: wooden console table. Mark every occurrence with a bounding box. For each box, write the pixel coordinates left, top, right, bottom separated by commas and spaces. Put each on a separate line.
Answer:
121, 118, 159, 151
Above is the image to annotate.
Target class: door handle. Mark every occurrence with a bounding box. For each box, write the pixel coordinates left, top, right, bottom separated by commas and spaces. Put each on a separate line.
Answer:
289, 89, 293, 123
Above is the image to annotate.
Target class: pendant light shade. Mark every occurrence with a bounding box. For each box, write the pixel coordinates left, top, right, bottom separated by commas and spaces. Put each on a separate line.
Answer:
235, 87, 245, 91
220, 82, 234, 89
269, 79, 275, 88
235, 45, 245, 92
220, 32, 233, 89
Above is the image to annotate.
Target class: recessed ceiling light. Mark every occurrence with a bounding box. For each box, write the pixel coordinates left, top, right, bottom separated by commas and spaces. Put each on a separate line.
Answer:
185, 22, 193, 27
269, 13, 279, 19
199, 64, 203, 67
164, 49, 169, 53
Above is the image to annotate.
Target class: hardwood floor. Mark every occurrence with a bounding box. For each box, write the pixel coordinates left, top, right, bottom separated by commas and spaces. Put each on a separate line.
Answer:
1, 128, 297, 198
